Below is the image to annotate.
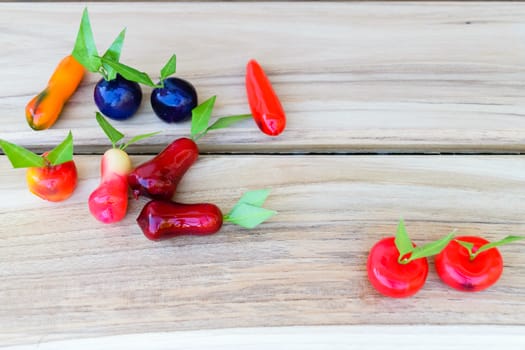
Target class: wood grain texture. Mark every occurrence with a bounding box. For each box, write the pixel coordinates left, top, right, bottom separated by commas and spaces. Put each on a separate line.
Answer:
1, 154, 525, 346
2, 1, 525, 348
1, 2, 525, 153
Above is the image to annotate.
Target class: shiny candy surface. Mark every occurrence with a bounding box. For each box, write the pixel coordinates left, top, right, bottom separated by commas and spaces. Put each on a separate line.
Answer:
367, 237, 429, 298
137, 200, 223, 240
94, 74, 142, 120
128, 137, 199, 200
245, 59, 286, 136
435, 236, 503, 292
151, 77, 198, 123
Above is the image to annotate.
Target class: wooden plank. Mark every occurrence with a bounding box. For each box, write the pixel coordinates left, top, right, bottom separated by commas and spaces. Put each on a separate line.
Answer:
1, 2, 525, 153
1, 154, 524, 346
4, 326, 525, 350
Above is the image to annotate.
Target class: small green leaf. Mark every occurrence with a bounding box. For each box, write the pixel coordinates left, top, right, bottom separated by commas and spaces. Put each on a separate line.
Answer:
45, 131, 74, 165
71, 8, 101, 72
0, 139, 45, 168
96, 112, 124, 148
224, 189, 276, 229
100, 57, 158, 87
459, 235, 525, 260
160, 54, 177, 82
207, 114, 252, 132
407, 232, 455, 262
235, 189, 271, 207
456, 240, 475, 257
102, 28, 126, 81
224, 203, 276, 229
121, 131, 161, 150
394, 218, 414, 262
191, 96, 216, 139
475, 236, 524, 256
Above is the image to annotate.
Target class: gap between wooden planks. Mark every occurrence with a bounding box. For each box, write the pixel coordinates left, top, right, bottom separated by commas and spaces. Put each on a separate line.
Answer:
1, 154, 524, 346
1, 2, 525, 153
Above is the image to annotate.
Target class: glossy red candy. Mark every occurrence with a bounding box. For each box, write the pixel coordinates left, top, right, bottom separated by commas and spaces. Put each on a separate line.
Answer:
128, 137, 199, 200
136, 200, 223, 241
435, 236, 503, 292
245, 59, 286, 136
367, 237, 429, 298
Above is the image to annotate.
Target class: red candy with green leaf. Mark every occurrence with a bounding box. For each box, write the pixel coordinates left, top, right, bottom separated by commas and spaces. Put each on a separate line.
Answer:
88, 113, 158, 223
0, 132, 77, 202
367, 219, 455, 298
435, 235, 524, 292
137, 189, 276, 240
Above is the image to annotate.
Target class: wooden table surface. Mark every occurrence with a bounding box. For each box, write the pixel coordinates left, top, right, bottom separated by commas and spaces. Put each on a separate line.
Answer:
1, 2, 525, 349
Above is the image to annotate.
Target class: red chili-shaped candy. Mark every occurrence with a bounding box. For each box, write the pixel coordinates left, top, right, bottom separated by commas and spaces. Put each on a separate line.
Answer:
245, 59, 286, 136
136, 200, 223, 241
128, 137, 199, 200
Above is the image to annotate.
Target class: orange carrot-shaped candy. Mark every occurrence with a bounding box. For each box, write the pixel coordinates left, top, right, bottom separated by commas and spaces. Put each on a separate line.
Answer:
25, 55, 85, 130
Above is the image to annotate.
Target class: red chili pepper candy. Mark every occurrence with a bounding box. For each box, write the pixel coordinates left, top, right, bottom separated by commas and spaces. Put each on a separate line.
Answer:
136, 200, 223, 241
245, 59, 286, 136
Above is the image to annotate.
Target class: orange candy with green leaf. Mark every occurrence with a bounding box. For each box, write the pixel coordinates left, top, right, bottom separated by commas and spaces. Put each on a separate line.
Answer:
0, 132, 77, 202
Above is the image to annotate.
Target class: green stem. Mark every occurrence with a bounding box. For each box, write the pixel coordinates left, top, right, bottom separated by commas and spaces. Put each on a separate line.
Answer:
457, 236, 524, 261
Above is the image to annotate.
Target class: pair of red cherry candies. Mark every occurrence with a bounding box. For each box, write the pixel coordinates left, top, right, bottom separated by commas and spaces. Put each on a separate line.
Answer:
367, 219, 523, 298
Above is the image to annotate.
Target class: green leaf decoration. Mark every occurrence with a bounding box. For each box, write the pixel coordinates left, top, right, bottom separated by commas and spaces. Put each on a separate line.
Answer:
71, 8, 101, 72
102, 28, 126, 81
394, 218, 414, 261
187, 96, 252, 141
475, 236, 524, 256
160, 54, 177, 82
458, 235, 525, 260
207, 114, 252, 132
0, 139, 45, 168
121, 131, 161, 150
223, 189, 276, 229
224, 203, 276, 229
456, 240, 475, 257
191, 96, 216, 139
100, 57, 158, 87
235, 189, 271, 207
45, 131, 74, 165
407, 232, 455, 262
96, 112, 124, 148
